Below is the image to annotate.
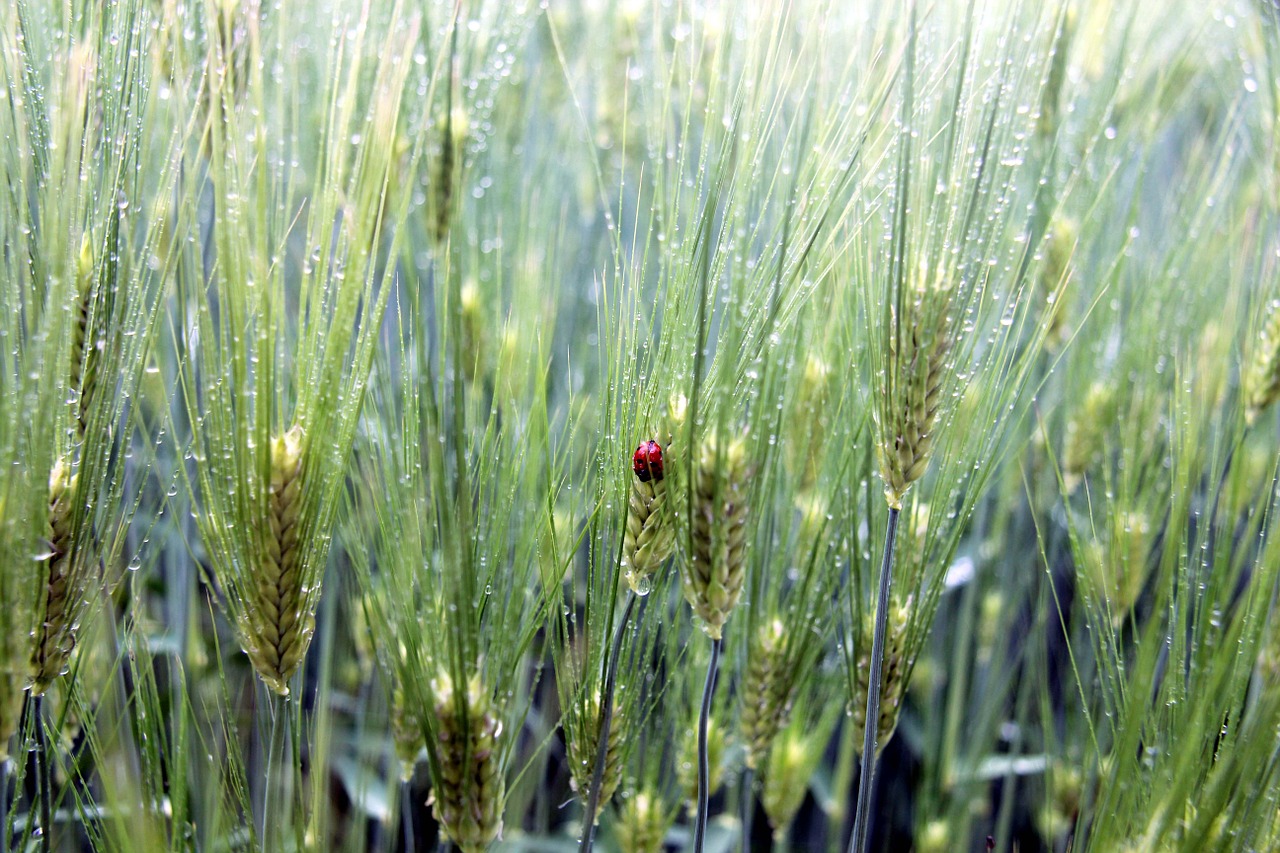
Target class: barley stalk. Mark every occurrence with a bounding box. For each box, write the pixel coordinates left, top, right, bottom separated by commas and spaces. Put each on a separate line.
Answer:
0, 666, 20, 764
242, 425, 310, 696
431, 669, 504, 853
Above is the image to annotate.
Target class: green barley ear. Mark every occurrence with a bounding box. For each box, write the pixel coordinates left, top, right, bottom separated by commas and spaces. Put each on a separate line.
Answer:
761, 723, 821, 842
1037, 759, 1083, 844
241, 425, 310, 696
459, 279, 486, 383
681, 434, 750, 639
623, 440, 675, 594
433, 103, 469, 247
851, 600, 911, 756
71, 233, 99, 441
567, 688, 628, 817
431, 669, 504, 853
878, 261, 954, 510
391, 684, 425, 782
1063, 381, 1115, 491
32, 456, 84, 695
1039, 216, 1077, 353
788, 355, 832, 493
1245, 298, 1280, 426
1081, 509, 1152, 626
677, 714, 726, 807
617, 790, 674, 853
741, 618, 790, 771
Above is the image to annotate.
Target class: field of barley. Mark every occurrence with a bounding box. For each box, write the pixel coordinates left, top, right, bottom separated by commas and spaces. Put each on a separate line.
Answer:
3, 1, 1280, 851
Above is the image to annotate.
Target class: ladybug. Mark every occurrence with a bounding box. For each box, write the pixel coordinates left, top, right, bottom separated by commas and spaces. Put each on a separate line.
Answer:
632, 440, 664, 483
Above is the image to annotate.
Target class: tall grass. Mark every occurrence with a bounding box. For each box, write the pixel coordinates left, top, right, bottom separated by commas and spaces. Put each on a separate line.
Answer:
3, 0, 1280, 852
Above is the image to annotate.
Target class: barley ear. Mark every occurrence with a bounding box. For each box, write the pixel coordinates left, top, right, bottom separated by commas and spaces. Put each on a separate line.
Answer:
1245, 299, 1280, 426
431, 670, 504, 853
623, 445, 674, 594
851, 601, 911, 755
391, 684, 425, 782
677, 714, 725, 807
880, 312, 952, 507
680, 435, 749, 640
617, 791, 673, 853
741, 619, 791, 770
761, 726, 816, 842
879, 273, 954, 509
72, 233, 98, 441
568, 689, 627, 817
32, 457, 81, 695
244, 425, 309, 695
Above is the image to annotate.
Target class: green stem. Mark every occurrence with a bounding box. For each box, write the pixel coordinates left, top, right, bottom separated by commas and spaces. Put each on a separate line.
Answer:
579, 589, 637, 853
33, 696, 51, 853
694, 636, 723, 853
259, 688, 283, 853
401, 779, 416, 853
286, 695, 304, 853
848, 505, 900, 853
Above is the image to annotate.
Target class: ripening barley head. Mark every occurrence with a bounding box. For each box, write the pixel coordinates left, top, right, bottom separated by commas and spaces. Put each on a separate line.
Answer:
680, 432, 751, 640
430, 668, 505, 853
1244, 297, 1280, 426
875, 258, 957, 510
851, 598, 912, 754
566, 687, 629, 817
616, 789, 674, 853
623, 439, 676, 594
177, 10, 415, 696
239, 425, 310, 695
741, 618, 791, 771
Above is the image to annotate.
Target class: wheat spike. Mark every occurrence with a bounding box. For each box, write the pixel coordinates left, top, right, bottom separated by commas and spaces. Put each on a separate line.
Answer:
243, 425, 310, 695
616, 791, 673, 853
741, 619, 792, 770
567, 688, 627, 817
1245, 299, 1280, 426
680, 434, 749, 640
432, 669, 504, 853
851, 600, 911, 755
32, 457, 82, 695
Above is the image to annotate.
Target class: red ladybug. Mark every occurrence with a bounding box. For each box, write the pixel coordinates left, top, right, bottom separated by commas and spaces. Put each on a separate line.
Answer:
632, 440, 664, 482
